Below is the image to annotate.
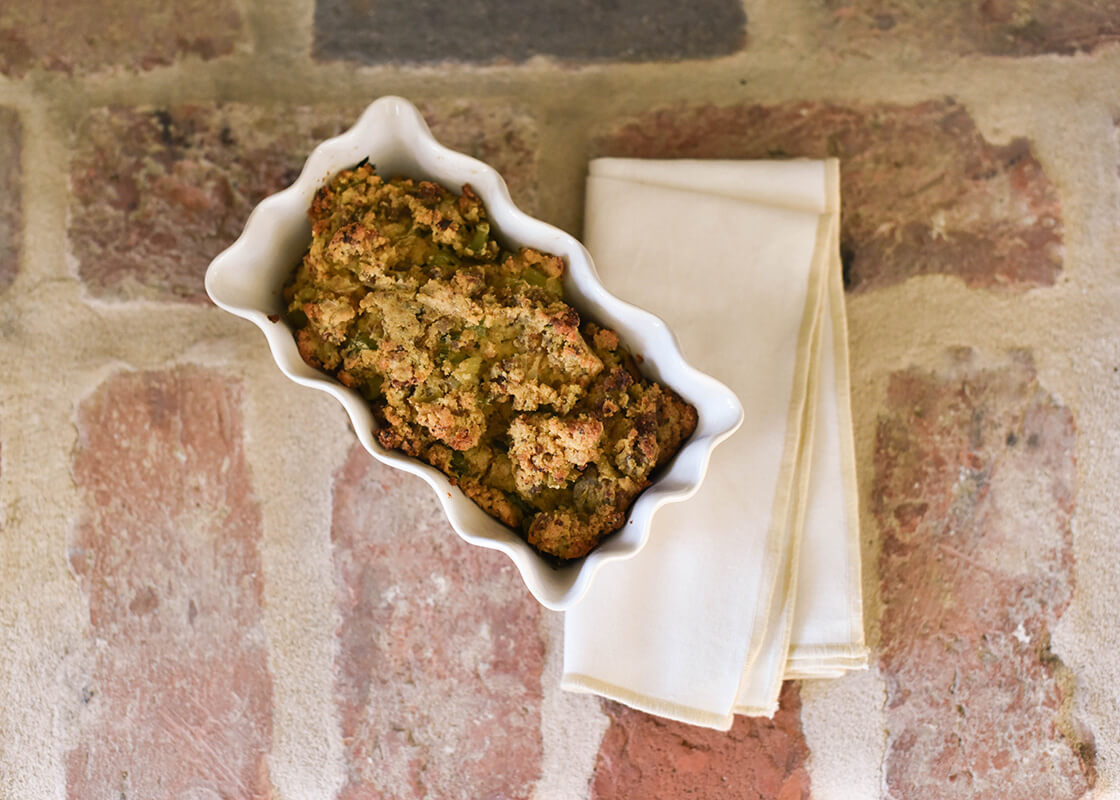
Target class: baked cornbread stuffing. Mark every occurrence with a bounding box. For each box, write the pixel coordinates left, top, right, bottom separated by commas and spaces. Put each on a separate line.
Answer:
284, 165, 697, 559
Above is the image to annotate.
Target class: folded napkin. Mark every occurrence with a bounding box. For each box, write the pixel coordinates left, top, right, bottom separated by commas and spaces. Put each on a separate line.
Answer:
561, 158, 867, 730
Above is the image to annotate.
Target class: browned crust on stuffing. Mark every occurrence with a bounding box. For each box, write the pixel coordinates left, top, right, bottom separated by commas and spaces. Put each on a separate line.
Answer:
285, 166, 697, 559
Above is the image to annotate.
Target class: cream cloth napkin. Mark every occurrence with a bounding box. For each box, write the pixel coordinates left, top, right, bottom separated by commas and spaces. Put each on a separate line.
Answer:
561, 158, 867, 730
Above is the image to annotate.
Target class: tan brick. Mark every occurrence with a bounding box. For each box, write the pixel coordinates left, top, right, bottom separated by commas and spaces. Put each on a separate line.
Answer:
69, 102, 538, 303
874, 351, 1094, 798
67, 367, 272, 799
596, 100, 1062, 292
0, 0, 244, 76
331, 446, 545, 800
817, 0, 1120, 57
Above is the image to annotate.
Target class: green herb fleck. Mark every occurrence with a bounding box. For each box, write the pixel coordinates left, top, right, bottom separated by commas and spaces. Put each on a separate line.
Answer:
468, 224, 489, 253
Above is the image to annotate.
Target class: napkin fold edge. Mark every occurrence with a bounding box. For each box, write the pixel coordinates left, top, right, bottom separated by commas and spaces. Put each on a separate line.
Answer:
729, 211, 833, 716
823, 159, 868, 657
561, 673, 738, 731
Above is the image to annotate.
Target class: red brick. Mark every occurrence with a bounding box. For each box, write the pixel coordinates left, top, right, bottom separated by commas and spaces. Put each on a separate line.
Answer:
331, 445, 545, 800
69, 102, 538, 303
0, 0, 244, 76
817, 0, 1120, 56
873, 352, 1095, 800
0, 108, 20, 292
67, 367, 272, 799
591, 683, 810, 800
596, 99, 1062, 292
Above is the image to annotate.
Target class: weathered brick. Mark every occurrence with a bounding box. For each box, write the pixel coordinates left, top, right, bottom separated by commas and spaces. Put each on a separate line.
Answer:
596, 99, 1062, 292
873, 351, 1095, 799
818, 0, 1120, 57
313, 0, 746, 64
0, 108, 20, 293
591, 683, 809, 800
66, 367, 272, 798
331, 446, 545, 800
0, 0, 244, 76
69, 102, 538, 303
422, 101, 539, 212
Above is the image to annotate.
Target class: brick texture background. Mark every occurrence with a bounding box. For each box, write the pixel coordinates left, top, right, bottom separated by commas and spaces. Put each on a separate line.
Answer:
0, 0, 1118, 798
0, 108, 20, 293
0, 0, 245, 76
873, 353, 1093, 798
815, 0, 1120, 57
331, 448, 546, 800
596, 100, 1062, 292
67, 368, 272, 799
312, 0, 747, 64
592, 684, 811, 800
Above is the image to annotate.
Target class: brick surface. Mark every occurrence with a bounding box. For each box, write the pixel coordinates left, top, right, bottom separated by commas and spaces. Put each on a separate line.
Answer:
313, 0, 746, 64
66, 368, 272, 799
0, 108, 20, 293
873, 352, 1095, 799
0, 0, 243, 76
818, 0, 1120, 56
331, 446, 545, 800
591, 683, 809, 800
597, 99, 1062, 292
69, 102, 538, 303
